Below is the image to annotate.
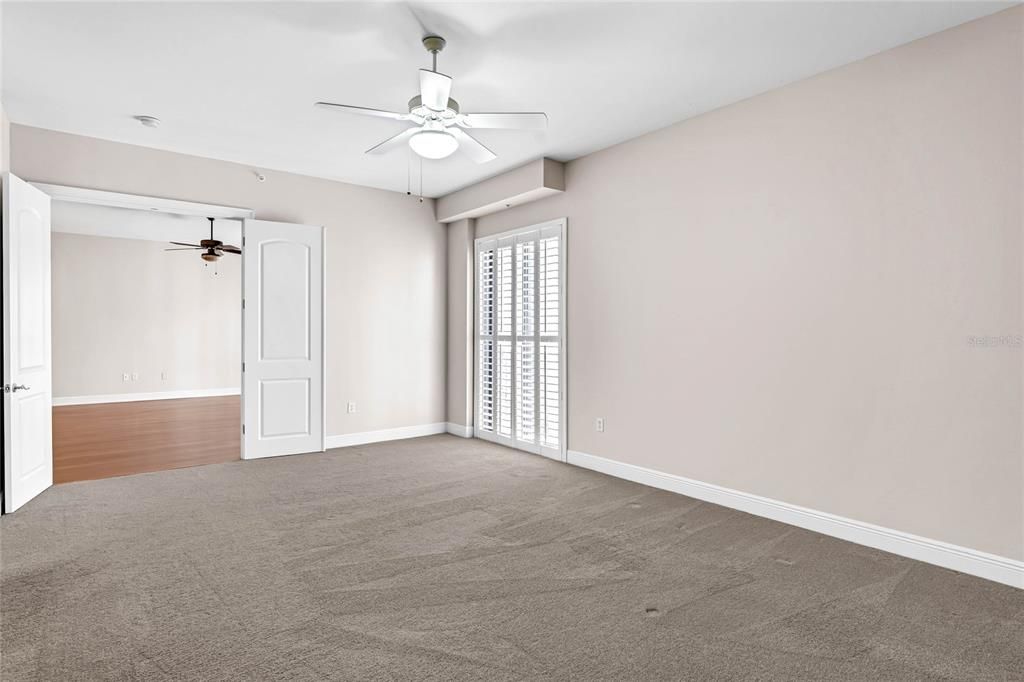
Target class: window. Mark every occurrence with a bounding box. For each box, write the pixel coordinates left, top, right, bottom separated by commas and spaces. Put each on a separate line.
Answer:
475, 219, 565, 460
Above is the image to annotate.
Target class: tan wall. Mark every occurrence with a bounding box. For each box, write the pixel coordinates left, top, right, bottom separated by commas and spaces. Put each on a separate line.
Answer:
52, 233, 240, 397
446, 219, 474, 427
1, 103, 9, 173
473, 8, 1024, 559
13, 125, 446, 436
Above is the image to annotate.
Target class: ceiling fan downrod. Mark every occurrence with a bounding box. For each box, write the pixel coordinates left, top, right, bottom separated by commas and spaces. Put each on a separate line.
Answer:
422, 35, 446, 72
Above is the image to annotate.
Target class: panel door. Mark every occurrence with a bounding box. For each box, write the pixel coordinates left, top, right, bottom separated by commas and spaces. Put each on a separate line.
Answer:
242, 220, 324, 459
3, 173, 54, 512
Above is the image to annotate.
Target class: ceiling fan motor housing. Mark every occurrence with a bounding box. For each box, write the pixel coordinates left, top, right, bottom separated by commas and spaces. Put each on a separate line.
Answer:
408, 95, 460, 123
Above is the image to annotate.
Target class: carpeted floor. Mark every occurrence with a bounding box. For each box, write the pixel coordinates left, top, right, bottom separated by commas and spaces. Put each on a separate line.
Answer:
2, 435, 1022, 680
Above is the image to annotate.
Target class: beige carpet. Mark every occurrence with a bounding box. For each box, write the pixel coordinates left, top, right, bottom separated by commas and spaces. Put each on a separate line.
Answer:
2, 434, 1022, 680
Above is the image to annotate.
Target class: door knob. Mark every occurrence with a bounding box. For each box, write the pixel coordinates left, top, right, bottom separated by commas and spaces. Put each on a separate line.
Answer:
4, 384, 30, 393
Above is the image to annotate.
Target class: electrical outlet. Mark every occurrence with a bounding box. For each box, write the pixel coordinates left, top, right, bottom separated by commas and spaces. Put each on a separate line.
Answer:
160, 371, 167, 381
131, 372, 139, 382
122, 373, 130, 382
596, 417, 605, 433
347, 402, 357, 414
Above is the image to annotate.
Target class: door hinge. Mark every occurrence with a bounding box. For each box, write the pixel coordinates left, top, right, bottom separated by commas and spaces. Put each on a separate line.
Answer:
242, 362, 245, 372
242, 299, 245, 309
242, 424, 246, 435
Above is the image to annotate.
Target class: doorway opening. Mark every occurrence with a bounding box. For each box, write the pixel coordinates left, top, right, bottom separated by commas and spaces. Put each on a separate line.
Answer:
4, 178, 326, 512
50, 199, 245, 482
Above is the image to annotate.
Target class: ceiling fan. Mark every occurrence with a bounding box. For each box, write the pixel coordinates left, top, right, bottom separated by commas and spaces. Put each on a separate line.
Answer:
166, 218, 241, 262
315, 35, 547, 163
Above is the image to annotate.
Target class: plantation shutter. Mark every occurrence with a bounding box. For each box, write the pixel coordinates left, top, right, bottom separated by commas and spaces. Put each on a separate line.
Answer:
476, 220, 564, 460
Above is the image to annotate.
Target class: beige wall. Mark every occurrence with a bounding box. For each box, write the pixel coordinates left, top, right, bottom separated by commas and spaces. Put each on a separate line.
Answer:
52, 233, 240, 397
13, 125, 446, 436
473, 8, 1024, 559
1, 103, 9, 173
446, 219, 474, 427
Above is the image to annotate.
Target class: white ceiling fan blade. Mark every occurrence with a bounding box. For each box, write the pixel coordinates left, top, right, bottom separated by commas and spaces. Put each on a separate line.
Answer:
419, 69, 452, 112
458, 112, 548, 130
315, 102, 410, 121
449, 128, 497, 164
365, 127, 418, 155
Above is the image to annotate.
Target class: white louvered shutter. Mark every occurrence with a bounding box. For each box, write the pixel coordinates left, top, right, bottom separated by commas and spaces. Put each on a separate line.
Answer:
537, 232, 561, 450
477, 247, 495, 433
475, 220, 564, 460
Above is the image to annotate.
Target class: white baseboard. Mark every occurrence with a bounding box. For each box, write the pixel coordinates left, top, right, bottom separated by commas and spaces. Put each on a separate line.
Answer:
325, 422, 447, 449
567, 449, 1023, 590
53, 388, 241, 406
446, 422, 473, 438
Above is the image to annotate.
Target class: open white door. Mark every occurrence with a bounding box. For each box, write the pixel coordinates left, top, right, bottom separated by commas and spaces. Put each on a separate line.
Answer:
3, 174, 53, 512
242, 219, 324, 459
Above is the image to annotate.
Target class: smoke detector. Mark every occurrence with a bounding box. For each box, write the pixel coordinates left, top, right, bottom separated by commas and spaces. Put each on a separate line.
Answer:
134, 115, 161, 128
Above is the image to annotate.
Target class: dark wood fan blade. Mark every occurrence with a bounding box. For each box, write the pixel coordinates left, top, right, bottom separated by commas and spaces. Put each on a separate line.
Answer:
170, 241, 202, 247
165, 247, 204, 251
219, 245, 241, 254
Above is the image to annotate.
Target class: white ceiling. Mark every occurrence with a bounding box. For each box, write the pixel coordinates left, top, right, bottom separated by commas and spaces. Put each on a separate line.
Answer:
53, 201, 242, 246
3, 2, 1013, 197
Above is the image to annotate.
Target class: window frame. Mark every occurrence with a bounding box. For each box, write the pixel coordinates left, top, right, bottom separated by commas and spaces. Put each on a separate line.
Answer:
474, 218, 566, 462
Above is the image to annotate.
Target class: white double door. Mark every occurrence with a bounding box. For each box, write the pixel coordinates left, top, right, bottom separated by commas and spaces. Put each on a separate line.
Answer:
2, 187, 325, 512
475, 220, 565, 460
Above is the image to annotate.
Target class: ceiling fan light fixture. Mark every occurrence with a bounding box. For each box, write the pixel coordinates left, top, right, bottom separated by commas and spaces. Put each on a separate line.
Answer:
408, 129, 458, 160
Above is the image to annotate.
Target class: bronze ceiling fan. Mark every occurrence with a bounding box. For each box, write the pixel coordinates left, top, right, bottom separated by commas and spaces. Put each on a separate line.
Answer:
166, 217, 241, 262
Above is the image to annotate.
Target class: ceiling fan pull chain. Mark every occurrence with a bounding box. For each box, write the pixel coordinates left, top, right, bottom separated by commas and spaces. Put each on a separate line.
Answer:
419, 156, 424, 202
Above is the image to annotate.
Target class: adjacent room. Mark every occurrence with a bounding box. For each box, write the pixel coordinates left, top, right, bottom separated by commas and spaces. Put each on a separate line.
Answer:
49, 201, 243, 482
1, 2, 1022, 680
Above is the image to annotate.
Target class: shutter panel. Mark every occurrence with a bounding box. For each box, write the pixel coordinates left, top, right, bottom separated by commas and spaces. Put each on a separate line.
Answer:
495, 242, 514, 438
538, 234, 560, 450
476, 247, 495, 433
515, 236, 537, 444
476, 220, 564, 459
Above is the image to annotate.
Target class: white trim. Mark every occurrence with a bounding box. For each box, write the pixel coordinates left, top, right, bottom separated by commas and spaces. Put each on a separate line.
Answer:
446, 422, 473, 438
53, 388, 240, 406
325, 423, 447, 449
475, 218, 567, 244
31, 183, 255, 219
321, 226, 328, 453
567, 449, 1024, 590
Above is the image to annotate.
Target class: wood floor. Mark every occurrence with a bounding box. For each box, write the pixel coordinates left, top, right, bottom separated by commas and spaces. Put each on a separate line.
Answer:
52, 396, 240, 484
